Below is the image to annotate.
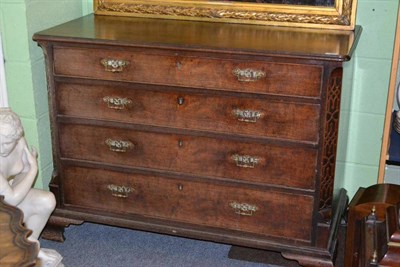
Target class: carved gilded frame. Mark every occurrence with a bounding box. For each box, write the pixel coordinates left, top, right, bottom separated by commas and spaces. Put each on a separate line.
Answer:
94, 0, 358, 30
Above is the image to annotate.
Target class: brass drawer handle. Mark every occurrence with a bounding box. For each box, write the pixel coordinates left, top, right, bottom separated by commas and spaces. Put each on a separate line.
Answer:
107, 184, 133, 198
230, 202, 258, 216
105, 139, 134, 153
103, 96, 132, 110
232, 68, 266, 82
232, 108, 263, 123
100, 58, 130, 73
231, 154, 261, 168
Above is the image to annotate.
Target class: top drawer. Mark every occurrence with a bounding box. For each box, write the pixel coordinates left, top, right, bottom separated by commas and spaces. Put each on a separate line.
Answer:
53, 47, 322, 98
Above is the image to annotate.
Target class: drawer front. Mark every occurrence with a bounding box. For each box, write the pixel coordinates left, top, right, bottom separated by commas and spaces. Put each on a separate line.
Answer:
57, 83, 320, 143
59, 123, 317, 190
62, 166, 314, 243
53, 47, 322, 98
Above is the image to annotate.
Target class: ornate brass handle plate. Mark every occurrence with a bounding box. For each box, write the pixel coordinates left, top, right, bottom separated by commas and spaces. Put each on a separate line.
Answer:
100, 58, 130, 73
105, 139, 134, 153
107, 184, 133, 198
232, 108, 263, 123
232, 68, 266, 82
230, 202, 258, 216
231, 154, 261, 168
103, 96, 132, 110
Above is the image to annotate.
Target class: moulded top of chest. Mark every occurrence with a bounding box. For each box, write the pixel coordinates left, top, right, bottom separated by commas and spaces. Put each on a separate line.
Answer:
33, 14, 361, 61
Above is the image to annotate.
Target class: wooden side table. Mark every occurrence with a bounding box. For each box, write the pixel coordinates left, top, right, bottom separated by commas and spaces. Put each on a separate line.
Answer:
0, 196, 39, 267
344, 184, 400, 267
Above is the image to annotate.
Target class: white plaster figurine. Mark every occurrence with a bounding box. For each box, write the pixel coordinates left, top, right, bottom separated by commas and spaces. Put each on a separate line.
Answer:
0, 107, 63, 267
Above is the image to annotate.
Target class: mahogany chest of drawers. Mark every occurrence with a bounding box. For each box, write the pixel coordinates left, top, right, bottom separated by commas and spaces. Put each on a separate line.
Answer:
33, 14, 360, 266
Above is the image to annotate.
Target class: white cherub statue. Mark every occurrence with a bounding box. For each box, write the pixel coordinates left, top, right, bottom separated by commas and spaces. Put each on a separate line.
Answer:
0, 107, 63, 267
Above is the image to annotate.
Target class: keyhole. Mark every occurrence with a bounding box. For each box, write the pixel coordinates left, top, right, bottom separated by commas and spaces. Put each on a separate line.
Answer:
177, 97, 185, 105
178, 140, 184, 148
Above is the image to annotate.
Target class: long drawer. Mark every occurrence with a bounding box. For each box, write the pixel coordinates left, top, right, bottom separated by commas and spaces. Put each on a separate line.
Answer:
53, 46, 323, 98
59, 123, 318, 190
62, 166, 314, 243
56, 83, 320, 143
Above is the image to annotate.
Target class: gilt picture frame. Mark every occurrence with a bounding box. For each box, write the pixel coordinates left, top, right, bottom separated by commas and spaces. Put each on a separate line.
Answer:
94, 0, 358, 30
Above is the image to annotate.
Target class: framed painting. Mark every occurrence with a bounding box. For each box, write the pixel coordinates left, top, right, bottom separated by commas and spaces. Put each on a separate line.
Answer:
94, 0, 358, 30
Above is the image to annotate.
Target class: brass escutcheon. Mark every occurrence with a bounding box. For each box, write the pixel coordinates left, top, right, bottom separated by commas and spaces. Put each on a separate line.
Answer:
177, 96, 185, 105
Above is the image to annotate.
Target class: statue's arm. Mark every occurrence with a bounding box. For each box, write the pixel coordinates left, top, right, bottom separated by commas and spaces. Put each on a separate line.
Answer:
0, 172, 30, 206
0, 172, 14, 198
2, 144, 38, 206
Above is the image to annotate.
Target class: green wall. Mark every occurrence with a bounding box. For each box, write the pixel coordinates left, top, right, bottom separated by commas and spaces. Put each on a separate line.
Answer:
1, 0, 398, 199
335, 0, 399, 197
0, 0, 83, 187
82, 0, 93, 15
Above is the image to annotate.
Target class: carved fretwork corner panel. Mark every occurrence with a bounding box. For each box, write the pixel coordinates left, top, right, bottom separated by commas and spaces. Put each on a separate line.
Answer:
320, 68, 343, 211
